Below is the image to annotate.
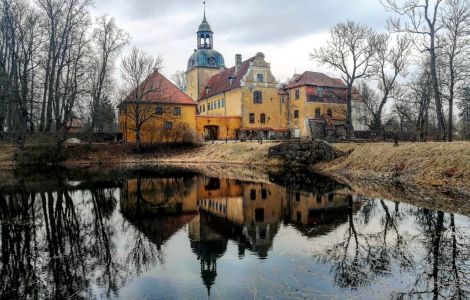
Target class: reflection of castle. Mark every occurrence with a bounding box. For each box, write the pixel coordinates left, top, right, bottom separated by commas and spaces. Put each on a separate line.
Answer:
120, 173, 356, 295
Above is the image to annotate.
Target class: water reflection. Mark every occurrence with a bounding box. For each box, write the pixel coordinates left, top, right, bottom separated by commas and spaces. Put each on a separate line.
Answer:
0, 168, 469, 299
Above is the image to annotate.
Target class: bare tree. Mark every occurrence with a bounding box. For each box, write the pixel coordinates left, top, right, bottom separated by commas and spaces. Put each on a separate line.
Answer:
89, 15, 129, 132
119, 46, 164, 151
458, 87, 470, 140
440, 0, 470, 141
171, 70, 186, 92
369, 34, 411, 136
393, 65, 435, 141
384, 0, 447, 141
311, 21, 377, 138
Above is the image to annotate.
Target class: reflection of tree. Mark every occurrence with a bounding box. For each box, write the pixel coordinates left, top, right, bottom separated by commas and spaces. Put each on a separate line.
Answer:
317, 197, 414, 289
124, 222, 163, 276
315, 197, 470, 298
0, 184, 126, 299
393, 211, 470, 299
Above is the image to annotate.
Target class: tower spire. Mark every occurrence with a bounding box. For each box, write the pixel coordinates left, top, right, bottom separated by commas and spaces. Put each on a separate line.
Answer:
203, 1, 206, 19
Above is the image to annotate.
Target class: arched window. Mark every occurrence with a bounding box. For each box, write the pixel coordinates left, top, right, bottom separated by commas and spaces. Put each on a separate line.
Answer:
260, 113, 266, 124
200, 35, 205, 47
253, 91, 262, 104
249, 113, 255, 124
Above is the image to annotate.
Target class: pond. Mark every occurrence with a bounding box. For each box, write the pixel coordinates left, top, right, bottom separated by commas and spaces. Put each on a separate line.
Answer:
0, 166, 469, 299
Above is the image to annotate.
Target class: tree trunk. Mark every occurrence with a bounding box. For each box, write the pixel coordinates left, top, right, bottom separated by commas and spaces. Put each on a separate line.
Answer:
429, 36, 446, 141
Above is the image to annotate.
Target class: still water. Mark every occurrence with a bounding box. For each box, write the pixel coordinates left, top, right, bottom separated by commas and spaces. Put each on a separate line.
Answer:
0, 167, 469, 299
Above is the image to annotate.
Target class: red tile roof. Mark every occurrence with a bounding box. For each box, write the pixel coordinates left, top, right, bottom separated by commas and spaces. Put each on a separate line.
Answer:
286, 71, 347, 89
199, 56, 256, 100
123, 71, 197, 106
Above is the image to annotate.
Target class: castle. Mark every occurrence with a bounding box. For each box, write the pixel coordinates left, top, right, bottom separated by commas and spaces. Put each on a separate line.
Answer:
185, 10, 368, 141
118, 9, 368, 144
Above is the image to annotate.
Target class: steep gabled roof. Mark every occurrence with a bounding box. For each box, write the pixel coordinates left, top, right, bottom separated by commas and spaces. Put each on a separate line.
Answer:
199, 56, 256, 100
286, 71, 347, 89
123, 71, 197, 106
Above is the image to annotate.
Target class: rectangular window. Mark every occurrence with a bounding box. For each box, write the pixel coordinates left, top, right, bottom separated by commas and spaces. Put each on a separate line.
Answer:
203, 104, 205, 112
328, 193, 334, 202
261, 188, 267, 199
164, 122, 173, 130
295, 89, 300, 100
315, 108, 321, 118
221, 99, 225, 107
174, 107, 181, 115
257, 73, 264, 82
317, 87, 324, 97
156, 106, 163, 115
217, 100, 221, 108
254, 91, 263, 104
307, 95, 316, 102
255, 208, 265, 222
294, 110, 299, 119
250, 189, 256, 200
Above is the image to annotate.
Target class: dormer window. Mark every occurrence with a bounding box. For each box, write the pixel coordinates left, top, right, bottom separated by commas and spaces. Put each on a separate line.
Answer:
257, 74, 264, 82
208, 57, 216, 65
206, 87, 212, 95
229, 75, 236, 85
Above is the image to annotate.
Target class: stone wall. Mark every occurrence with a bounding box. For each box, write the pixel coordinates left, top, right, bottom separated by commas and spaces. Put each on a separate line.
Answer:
268, 141, 344, 166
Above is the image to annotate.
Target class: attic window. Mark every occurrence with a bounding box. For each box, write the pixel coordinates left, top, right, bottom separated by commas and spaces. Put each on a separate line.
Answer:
206, 87, 212, 94
257, 74, 264, 82
229, 75, 236, 85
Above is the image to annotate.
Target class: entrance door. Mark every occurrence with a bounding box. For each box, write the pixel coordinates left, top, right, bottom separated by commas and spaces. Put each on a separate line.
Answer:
204, 126, 219, 140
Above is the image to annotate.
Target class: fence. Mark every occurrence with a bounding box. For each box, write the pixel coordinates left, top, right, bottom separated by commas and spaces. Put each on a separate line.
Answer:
0, 132, 122, 143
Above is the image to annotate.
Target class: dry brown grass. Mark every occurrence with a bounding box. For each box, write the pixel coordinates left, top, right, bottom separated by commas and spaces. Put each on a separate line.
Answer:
0, 144, 16, 167
318, 142, 470, 190
158, 142, 281, 166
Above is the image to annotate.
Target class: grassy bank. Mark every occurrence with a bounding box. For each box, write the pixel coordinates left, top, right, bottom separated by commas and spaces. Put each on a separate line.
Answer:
0, 141, 281, 167
2, 141, 470, 194
316, 142, 470, 192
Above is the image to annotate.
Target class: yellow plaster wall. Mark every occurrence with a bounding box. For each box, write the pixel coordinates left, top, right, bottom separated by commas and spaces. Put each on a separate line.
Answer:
185, 67, 222, 101
197, 89, 242, 117
196, 116, 242, 140
119, 103, 197, 144
288, 86, 347, 137
240, 86, 288, 129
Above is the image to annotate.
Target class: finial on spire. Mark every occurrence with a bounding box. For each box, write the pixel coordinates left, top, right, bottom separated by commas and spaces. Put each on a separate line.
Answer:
203, 1, 206, 19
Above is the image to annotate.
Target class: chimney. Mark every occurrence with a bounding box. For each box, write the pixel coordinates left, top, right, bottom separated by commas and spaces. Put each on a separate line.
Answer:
235, 54, 242, 74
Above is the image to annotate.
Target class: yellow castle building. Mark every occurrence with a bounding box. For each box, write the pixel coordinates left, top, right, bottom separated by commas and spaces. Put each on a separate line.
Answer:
118, 8, 368, 144
184, 10, 367, 141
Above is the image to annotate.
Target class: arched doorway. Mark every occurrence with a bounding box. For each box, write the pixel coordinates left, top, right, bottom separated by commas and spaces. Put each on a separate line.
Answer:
204, 125, 219, 140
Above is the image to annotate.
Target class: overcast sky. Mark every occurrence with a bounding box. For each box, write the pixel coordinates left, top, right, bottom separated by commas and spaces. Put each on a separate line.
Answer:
91, 0, 391, 83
